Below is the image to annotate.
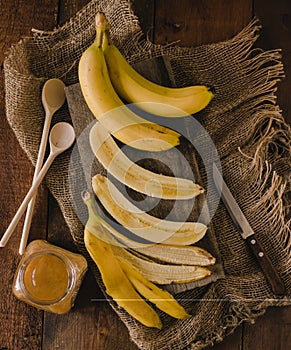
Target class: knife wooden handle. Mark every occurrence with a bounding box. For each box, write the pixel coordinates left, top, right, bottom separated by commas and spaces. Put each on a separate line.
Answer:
245, 235, 286, 296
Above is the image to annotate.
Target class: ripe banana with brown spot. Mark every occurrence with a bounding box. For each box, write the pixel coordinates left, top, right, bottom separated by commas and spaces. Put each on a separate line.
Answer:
78, 15, 180, 152
92, 174, 208, 245
89, 121, 204, 200
96, 12, 214, 117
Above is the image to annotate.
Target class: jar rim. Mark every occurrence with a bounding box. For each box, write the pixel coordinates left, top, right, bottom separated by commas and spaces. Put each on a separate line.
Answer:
17, 250, 75, 306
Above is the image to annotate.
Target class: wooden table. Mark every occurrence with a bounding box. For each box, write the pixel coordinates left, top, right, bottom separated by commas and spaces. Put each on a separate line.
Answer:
0, 1, 290, 349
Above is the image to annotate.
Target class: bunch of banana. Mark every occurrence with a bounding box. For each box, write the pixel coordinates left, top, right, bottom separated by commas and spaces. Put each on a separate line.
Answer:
78, 14, 180, 152
83, 191, 192, 328
90, 121, 204, 199
79, 12, 214, 152
92, 174, 208, 245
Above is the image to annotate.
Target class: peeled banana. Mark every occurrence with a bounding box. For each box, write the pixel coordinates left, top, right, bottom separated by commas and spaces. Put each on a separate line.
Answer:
113, 246, 212, 284
92, 174, 208, 245
90, 121, 204, 200
134, 244, 216, 266
83, 191, 191, 326
84, 229, 162, 328
78, 15, 180, 152
97, 12, 214, 117
119, 259, 191, 319
83, 191, 162, 328
82, 191, 215, 268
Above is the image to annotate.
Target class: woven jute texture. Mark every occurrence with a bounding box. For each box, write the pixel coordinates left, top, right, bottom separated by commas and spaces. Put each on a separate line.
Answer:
4, 0, 291, 349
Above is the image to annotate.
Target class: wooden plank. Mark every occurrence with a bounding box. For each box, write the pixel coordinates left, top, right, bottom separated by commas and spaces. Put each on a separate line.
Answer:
254, 0, 291, 124
131, 0, 156, 42
206, 326, 243, 350
58, 0, 90, 25
0, 1, 58, 349
243, 306, 291, 350
154, 0, 252, 46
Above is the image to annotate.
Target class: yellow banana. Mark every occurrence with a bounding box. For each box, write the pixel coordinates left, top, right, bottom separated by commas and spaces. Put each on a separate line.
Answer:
84, 229, 162, 328
96, 12, 214, 117
92, 174, 208, 245
90, 121, 204, 200
83, 191, 162, 328
119, 259, 191, 319
113, 246, 212, 284
78, 17, 180, 152
134, 244, 216, 266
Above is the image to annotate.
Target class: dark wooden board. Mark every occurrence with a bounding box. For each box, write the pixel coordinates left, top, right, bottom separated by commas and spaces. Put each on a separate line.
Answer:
0, 1, 290, 349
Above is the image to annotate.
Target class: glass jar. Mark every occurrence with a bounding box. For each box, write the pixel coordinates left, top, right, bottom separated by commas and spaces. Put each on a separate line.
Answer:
12, 240, 88, 314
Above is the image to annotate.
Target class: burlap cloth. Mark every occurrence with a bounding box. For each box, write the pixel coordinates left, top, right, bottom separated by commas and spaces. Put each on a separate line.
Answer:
3, 0, 291, 349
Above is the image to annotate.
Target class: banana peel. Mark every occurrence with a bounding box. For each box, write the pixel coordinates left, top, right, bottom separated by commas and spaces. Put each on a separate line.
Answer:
84, 228, 162, 329
119, 258, 191, 319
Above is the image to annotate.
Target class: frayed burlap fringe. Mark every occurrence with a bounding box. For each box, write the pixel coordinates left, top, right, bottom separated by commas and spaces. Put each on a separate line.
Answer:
3, 0, 291, 349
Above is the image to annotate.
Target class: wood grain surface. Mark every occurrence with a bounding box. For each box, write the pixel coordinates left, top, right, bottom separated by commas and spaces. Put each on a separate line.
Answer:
0, 1, 290, 349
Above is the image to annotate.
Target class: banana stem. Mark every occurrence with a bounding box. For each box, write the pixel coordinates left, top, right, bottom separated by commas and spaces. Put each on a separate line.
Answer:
95, 28, 104, 48
82, 190, 113, 244
81, 190, 91, 203
82, 191, 100, 223
95, 12, 111, 49
101, 30, 110, 51
95, 12, 111, 31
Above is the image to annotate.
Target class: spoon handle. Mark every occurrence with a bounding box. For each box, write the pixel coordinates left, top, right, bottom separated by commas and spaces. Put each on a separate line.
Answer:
19, 111, 53, 255
0, 153, 56, 247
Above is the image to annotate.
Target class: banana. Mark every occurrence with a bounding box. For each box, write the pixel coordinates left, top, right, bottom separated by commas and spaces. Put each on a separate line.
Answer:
83, 191, 162, 329
134, 244, 216, 266
92, 174, 208, 245
84, 229, 162, 328
83, 191, 193, 325
90, 121, 204, 200
96, 12, 214, 117
113, 246, 212, 284
119, 259, 191, 319
78, 17, 180, 152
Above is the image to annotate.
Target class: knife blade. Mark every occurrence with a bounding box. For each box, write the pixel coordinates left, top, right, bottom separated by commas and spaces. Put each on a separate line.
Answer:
212, 163, 286, 296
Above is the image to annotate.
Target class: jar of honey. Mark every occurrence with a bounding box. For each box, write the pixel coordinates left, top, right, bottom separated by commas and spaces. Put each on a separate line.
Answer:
12, 240, 88, 314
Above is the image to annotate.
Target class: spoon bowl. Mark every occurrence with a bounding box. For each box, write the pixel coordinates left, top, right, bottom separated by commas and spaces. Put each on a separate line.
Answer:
49, 122, 76, 153
42, 78, 66, 113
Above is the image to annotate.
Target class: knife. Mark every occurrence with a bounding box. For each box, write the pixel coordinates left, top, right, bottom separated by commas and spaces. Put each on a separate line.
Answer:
212, 163, 286, 296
